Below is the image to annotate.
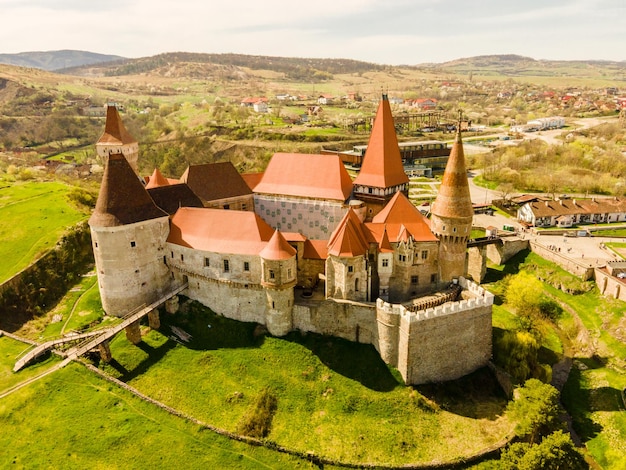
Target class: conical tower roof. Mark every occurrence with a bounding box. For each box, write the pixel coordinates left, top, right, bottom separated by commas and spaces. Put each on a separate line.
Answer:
89, 153, 168, 227
260, 230, 296, 260
327, 208, 369, 257
97, 105, 136, 146
431, 126, 474, 219
145, 168, 170, 189
353, 95, 409, 189
379, 225, 394, 253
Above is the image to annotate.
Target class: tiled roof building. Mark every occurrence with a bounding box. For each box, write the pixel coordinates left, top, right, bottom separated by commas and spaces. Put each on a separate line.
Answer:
89, 95, 493, 386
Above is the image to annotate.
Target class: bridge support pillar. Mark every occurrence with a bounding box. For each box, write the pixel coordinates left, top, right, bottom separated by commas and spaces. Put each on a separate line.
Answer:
165, 296, 179, 314
98, 340, 112, 362
467, 246, 487, 283
148, 309, 160, 330
125, 321, 142, 345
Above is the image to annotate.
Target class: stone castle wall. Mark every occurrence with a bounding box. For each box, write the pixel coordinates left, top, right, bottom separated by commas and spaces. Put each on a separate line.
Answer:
291, 277, 493, 385
595, 267, 626, 302
529, 241, 594, 280
487, 238, 529, 264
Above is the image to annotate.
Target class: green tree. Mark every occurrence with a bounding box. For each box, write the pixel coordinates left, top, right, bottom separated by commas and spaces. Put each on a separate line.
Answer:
506, 271, 545, 316
500, 430, 587, 469
507, 379, 562, 444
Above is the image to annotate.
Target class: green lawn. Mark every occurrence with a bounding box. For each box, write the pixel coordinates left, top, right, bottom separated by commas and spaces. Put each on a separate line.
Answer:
0, 360, 317, 469
0, 336, 61, 395
0, 181, 88, 283
97, 304, 512, 466
15, 273, 110, 342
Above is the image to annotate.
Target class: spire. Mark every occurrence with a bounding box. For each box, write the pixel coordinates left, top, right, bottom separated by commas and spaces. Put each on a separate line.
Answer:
353, 95, 409, 189
430, 112, 473, 219
89, 153, 168, 227
260, 230, 296, 260
145, 168, 170, 189
379, 225, 394, 253
97, 104, 137, 146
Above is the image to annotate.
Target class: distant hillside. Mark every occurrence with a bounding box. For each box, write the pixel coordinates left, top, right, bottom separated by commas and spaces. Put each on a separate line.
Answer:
62, 52, 386, 81
421, 54, 626, 80
0, 50, 125, 71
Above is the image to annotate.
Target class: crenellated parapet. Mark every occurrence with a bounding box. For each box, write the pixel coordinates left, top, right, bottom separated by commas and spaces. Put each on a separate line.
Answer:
375, 277, 493, 384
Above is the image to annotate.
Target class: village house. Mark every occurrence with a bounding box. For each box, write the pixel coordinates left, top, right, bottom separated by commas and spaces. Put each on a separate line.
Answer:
318, 94, 334, 105
517, 197, 626, 228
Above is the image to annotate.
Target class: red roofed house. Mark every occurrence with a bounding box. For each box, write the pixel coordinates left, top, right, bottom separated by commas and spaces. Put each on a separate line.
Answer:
89, 97, 493, 385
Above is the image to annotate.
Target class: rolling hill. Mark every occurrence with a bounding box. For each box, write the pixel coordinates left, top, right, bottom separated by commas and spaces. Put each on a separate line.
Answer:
0, 50, 125, 71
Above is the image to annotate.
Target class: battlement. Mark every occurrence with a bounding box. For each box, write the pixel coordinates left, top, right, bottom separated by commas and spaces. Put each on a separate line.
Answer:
377, 277, 493, 324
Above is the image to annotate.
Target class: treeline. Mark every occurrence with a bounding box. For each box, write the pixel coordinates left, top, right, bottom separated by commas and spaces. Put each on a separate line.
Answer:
0, 111, 102, 150
0, 222, 94, 331
97, 52, 383, 81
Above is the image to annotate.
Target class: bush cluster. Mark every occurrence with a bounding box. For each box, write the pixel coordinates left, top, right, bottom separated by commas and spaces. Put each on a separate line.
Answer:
236, 387, 278, 438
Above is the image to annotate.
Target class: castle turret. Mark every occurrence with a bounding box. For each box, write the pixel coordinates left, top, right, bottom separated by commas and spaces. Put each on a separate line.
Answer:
89, 153, 171, 316
352, 94, 410, 220
430, 124, 473, 282
96, 104, 140, 174
325, 209, 369, 302
377, 226, 394, 301
260, 230, 297, 336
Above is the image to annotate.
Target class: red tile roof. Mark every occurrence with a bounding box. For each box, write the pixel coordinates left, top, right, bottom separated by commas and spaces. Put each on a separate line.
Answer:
378, 226, 394, 253
145, 168, 170, 189
327, 208, 369, 257
89, 153, 168, 227
353, 95, 409, 189
430, 127, 474, 219
180, 162, 252, 202
97, 105, 136, 146
260, 230, 296, 260
303, 239, 328, 260
368, 192, 437, 242
167, 207, 274, 254
241, 172, 264, 191
254, 153, 353, 201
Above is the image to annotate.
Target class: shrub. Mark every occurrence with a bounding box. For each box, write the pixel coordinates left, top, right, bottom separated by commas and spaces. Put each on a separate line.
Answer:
236, 387, 278, 438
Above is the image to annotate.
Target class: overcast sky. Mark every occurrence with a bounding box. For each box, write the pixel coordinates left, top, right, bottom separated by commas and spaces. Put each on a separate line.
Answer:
2, 0, 624, 64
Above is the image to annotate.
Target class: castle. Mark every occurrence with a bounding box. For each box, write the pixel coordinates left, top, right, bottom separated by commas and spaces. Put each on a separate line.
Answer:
89, 96, 493, 385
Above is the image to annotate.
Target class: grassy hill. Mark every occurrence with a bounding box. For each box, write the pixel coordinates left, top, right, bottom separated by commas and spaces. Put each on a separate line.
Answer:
0, 181, 90, 283
0, 50, 125, 71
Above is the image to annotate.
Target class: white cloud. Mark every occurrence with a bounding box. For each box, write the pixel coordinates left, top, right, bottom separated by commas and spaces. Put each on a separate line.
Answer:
0, 0, 624, 62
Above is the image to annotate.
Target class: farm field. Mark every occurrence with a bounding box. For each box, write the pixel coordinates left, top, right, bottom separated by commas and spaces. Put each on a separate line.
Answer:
0, 181, 88, 283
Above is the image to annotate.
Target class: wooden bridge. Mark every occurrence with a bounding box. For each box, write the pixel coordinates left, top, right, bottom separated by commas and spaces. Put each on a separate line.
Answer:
13, 283, 187, 372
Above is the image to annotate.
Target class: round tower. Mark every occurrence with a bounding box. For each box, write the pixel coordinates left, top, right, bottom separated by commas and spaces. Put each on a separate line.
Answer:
260, 230, 297, 336
430, 122, 474, 282
89, 153, 171, 317
96, 104, 140, 174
